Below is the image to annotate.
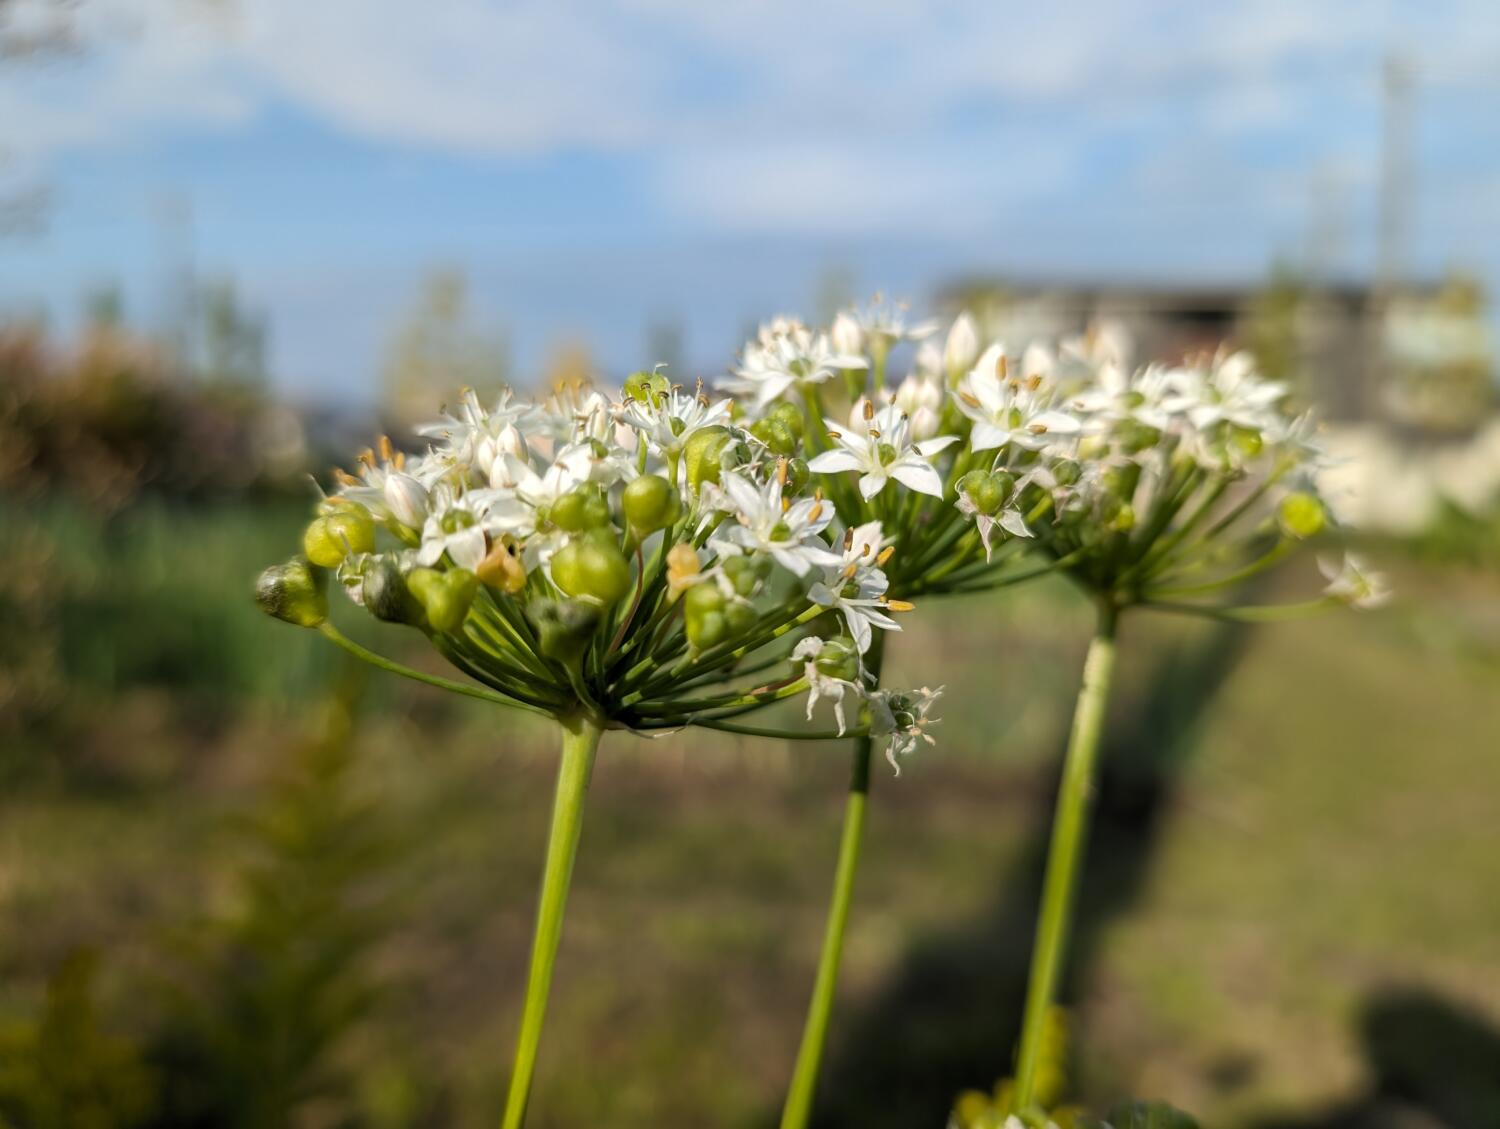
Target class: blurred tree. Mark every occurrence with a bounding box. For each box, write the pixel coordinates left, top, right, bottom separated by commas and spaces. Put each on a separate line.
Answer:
382, 269, 509, 427
1244, 266, 1306, 388
544, 338, 593, 392
197, 276, 267, 387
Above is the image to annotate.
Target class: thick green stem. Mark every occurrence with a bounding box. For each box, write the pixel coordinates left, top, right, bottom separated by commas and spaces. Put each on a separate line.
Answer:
780, 639, 885, 1129
1012, 603, 1118, 1112
501, 712, 604, 1129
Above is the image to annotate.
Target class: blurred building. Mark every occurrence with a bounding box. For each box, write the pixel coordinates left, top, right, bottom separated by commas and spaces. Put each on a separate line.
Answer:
936, 276, 1495, 427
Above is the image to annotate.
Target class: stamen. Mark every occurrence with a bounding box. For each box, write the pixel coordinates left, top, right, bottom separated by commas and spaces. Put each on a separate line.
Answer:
843, 528, 854, 551
378, 435, 394, 462
776, 458, 788, 486
808, 501, 824, 522
886, 599, 915, 612
997, 355, 1008, 380
876, 546, 894, 567
862, 400, 874, 420
958, 391, 981, 409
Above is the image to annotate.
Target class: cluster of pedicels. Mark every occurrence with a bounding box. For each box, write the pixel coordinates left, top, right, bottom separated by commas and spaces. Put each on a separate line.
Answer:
255, 370, 941, 766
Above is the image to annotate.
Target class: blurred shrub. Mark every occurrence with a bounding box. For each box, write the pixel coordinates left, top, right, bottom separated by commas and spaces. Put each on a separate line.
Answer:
0, 950, 154, 1129
0, 322, 308, 512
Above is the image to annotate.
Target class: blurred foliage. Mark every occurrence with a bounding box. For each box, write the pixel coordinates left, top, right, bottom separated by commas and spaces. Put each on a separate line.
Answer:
0, 322, 308, 512
0, 950, 154, 1129
145, 666, 423, 1128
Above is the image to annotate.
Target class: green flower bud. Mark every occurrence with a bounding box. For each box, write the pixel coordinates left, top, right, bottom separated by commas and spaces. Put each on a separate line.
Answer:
255, 557, 327, 628
722, 555, 760, 597
407, 567, 479, 634
550, 536, 633, 605
959, 469, 1010, 516
621, 474, 682, 535
361, 556, 421, 624
1231, 425, 1264, 458
1052, 459, 1082, 487
303, 505, 377, 568
529, 598, 603, 665
550, 485, 611, 532
623, 368, 670, 403
1278, 492, 1325, 539
684, 426, 733, 491
750, 418, 798, 456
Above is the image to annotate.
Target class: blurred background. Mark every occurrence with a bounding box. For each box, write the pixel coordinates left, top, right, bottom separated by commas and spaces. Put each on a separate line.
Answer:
3, 2, 1500, 1127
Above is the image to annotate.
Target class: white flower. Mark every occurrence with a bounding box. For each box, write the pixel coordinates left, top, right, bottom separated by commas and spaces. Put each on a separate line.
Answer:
416, 487, 491, 571
868, 685, 943, 774
943, 312, 981, 377
1070, 360, 1176, 433
723, 318, 867, 410
618, 385, 732, 459
383, 472, 430, 528
808, 521, 901, 653
792, 636, 866, 735
954, 344, 1080, 452
846, 296, 941, 355
712, 470, 842, 577
808, 402, 958, 500
830, 311, 865, 357
417, 387, 533, 473
1165, 350, 1288, 432
1319, 553, 1391, 610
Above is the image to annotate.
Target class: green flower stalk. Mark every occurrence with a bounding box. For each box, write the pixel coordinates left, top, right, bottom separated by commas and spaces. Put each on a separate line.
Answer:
724, 306, 1065, 1129
254, 381, 944, 1128
941, 334, 1387, 1119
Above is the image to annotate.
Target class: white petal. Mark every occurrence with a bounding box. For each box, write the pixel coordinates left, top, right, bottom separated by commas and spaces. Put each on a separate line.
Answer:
913, 434, 960, 457
890, 460, 944, 497
808, 450, 864, 474
858, 471, 887, 500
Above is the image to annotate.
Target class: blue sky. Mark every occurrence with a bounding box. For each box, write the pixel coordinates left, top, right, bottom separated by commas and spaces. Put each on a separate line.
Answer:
3, 0, 1500, 403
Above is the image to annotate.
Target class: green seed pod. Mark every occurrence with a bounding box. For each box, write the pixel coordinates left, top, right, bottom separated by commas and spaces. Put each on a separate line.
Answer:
530, 598, 603, 665
1231, 425, 1264, 458
750, 418, 798, 456
623, 368, 670, 403
621, 474, 682, 535
959, 469, 1006, 515
686, 609, 727, 650
767, 400, 805, 438
303, 506, 377, 568
722, 556, 760, 597
255, 557, 327, 628
684, 579, 725, 615
551, 536, 633, 605
1278, 492, 1326, 540
813, 639, 860, 682
550, 485, 611, 532
684, 426, 733, 491
1052, 458, 1082, 487
361, 556, 421, 624
723, 600, 757, 635
407, 567, 479, 634
783, 457, 811, 495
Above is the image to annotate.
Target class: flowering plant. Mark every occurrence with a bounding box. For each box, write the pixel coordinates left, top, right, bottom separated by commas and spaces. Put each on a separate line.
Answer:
255, 377, 940, 1127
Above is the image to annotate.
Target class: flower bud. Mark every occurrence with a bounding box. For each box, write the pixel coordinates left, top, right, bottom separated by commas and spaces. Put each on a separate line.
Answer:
1278, 492, 1326, 540
383, 473, 429, 528
550, 535, 633, 605
958, 469, 1011, 516
665, 543, 701, 597
362, 556, 421, 624
684, 425, 733, 491
303, 505, 376, 568
476, 540, 527, 594
831, 311, 864, 357
784, 457, 811, 495
944, 312, 980, 378
724, 600, 757, 635
684, 579, 729, 648
550, 485, 611, 532
255, 557, 327, 628
813, 639, 860, 682
407, 567, 479, 634
530, 598, 602, 665
621, 474, 682, 535
497, 423, 529, 462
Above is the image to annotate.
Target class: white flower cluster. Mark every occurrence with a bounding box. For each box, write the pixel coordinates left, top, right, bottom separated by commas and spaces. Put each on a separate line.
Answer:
297, 377, 943, 759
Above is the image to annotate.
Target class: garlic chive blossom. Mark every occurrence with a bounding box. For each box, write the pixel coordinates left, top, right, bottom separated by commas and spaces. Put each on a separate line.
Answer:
254, 375, 939, 1129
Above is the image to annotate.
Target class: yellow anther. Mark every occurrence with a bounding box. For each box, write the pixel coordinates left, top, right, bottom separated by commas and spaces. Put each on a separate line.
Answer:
776, 458, 789, 486
886, 598, 915, 612
333, 467, 359, 487
876, 545, 895, 567
378, 435, 394, 462
996, 354, 1009, 380
863, 399, 875, 420
958, 391, 981, 409
808, 501, 824, 522
842, 528, 854, 550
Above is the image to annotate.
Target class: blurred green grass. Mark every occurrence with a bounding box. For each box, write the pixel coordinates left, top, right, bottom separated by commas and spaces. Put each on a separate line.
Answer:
1, 499, 1497, 1127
